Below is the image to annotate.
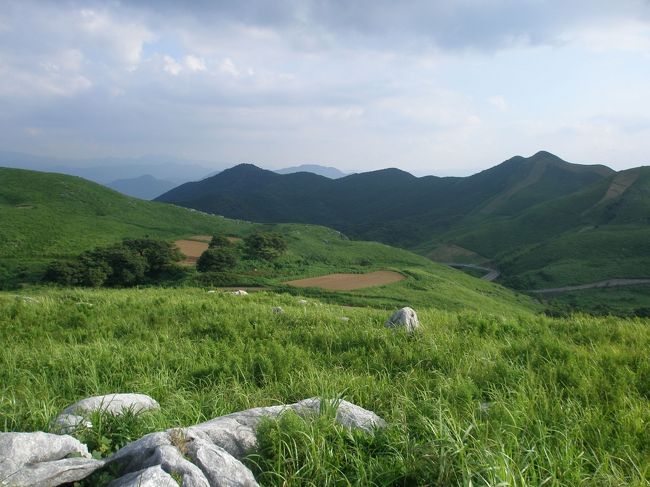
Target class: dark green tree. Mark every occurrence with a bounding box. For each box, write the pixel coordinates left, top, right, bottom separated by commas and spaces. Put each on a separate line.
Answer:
82, 246, 147, 286
197, 247, 238, 273
208, 235, 231, 249
244, 232, 287, 260
44, 261, 83, 286
122, 238, 183, 277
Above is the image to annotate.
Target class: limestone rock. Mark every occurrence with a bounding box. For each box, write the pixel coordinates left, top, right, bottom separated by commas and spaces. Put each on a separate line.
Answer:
231, 290, 248, 296
297, 299, 308, 305
0, 432, 104, 487
188, 397, 386, 458
384, 307, 420, 333
50, 414, 92, 434
271, 307, 284, 314
107, 465, 179, 487
186, 436, 259, 487
60, 393, 160, 417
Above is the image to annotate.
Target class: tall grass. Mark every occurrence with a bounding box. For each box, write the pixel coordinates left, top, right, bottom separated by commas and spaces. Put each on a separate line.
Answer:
1, 288, 648, 485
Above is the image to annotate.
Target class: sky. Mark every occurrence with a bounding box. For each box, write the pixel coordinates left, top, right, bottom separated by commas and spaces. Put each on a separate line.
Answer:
1, 1, 649, 176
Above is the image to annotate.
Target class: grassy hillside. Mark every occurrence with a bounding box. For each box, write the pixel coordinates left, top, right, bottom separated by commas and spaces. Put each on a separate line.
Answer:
1, 288, 648, 485
0, 167, 536, 314
0, 167, 245, 259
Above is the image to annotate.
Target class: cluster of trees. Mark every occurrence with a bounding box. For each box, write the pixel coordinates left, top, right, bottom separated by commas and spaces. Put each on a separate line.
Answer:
45, 239, 183, 287
196, 232, 287, 273
44, 232, 288, 287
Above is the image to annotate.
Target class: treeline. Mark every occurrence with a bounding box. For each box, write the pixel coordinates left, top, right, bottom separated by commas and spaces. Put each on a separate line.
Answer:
43, 232, 287, 287
44, 239, 183, 287
197, 232, 286, 273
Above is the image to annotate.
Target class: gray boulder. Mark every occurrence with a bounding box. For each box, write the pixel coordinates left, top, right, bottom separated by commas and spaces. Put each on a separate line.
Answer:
50, 414, 92, 434
60, 393, 160, 417
51, 393, 160, 433
188, 397, 386, 458
108, 465, 179, 487
186, 436, 258, 487
0, 432, 104, 487
384, 307, 420, 332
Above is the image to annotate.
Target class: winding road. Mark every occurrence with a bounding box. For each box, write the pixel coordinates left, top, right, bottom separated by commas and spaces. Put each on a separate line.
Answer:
444, 263, 500, 281
528, 278, 650, 295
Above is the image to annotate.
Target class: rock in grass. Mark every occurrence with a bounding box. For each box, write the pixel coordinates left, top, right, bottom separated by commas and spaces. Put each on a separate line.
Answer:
186, 436, 259, 487
51, 393, 160, 435
384, 307, 420, 333
231, 290, 248, 296
297, 299, 308, 305
271, 306, 284, 314
60, 393, 160, 417
107, 465, 180, 487
50, 414, 92, 434
0, 432, 104, 487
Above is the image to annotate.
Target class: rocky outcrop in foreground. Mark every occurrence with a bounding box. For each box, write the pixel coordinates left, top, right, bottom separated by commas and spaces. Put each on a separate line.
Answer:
1, 396, 386, 487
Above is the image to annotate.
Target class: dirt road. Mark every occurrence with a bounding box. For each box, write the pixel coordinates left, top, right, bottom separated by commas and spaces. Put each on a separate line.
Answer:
530, 278, 650, 294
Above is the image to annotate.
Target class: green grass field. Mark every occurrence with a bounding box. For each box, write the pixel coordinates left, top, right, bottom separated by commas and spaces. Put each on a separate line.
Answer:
1, 288, 648, 485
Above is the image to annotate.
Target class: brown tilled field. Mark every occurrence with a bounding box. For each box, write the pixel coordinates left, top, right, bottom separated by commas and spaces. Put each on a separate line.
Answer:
284, 271, 405, 291
175, 240, 209, 266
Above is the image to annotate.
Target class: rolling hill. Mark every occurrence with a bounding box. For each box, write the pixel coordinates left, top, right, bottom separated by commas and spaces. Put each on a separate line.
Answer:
0, 167, 536, 313
155, 152, 649, 285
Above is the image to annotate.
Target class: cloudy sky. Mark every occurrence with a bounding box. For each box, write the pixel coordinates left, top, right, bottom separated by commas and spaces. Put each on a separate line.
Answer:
1, 0, 649, 175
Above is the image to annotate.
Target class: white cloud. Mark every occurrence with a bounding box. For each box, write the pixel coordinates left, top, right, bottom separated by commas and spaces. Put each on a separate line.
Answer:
184, 55, 206, 72
219, 57, 241, 77
487, 95, 508, 112
567, 20, 650, 56
79, 9, 154, 67
163, 55, 182, 75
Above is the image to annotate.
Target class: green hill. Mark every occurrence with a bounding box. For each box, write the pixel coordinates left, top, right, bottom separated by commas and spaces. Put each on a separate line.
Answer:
156, 151, 613, 248
155, 153, 650, 294
0, 167, 535, 313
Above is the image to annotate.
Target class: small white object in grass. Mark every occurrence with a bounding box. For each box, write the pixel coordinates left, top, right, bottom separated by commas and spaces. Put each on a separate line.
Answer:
75, 302, 93, 307
297, 299, 308, 305
339, 317, 350, 322
272, 306, 284, 314
207, 290, 217, 294
231, 290, 248, 296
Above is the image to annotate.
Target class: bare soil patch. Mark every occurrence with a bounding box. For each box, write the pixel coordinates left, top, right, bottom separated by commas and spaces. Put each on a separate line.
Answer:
285, 271, 405, 291
598, 169, 640, 205
189, 235, 242, 243
175, 239, 209, 266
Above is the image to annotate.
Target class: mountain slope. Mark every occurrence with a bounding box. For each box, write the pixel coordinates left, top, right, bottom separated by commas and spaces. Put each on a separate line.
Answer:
155, 152, 650, 293
107, 174, 178, 200
0, 167, 537, 313
156, 151, 614, 248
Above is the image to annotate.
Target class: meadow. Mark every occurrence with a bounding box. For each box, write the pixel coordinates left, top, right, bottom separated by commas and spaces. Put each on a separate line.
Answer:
1, 287, 649, 486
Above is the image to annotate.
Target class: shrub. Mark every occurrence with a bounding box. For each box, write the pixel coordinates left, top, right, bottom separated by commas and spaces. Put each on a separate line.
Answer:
208, 235, 231, 249
197, 247, 238, 273
122, 238, 183, 277
244, 232, 287, 260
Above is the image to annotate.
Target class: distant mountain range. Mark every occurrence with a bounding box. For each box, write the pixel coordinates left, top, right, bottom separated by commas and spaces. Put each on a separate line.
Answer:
106, 175, 178, 200
156, 151, 650, 288
275, 164, 347, 179
0, 150, 219, 184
